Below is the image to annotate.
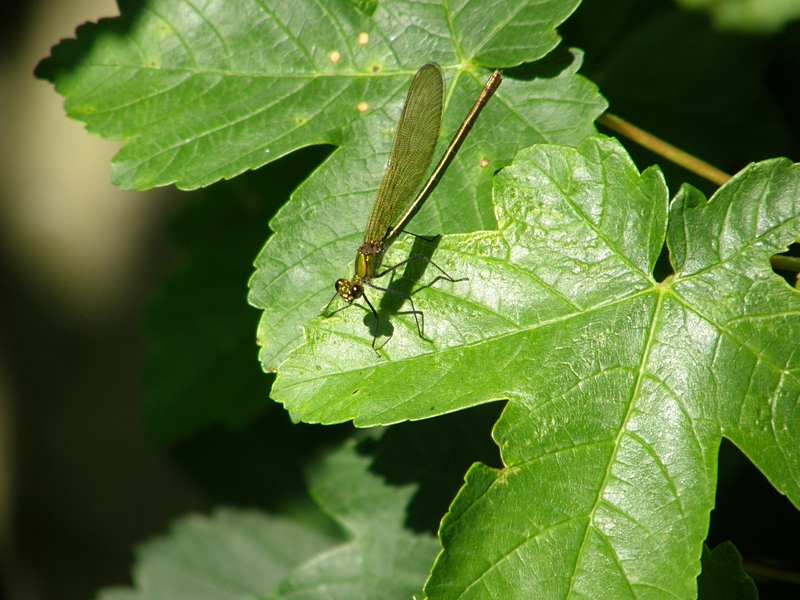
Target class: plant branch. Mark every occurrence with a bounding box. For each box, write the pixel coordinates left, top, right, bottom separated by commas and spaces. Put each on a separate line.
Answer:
743, 560, 800, 586
771, 254, 800, 273
597, 113, 731, 186
599, 114, 800, 283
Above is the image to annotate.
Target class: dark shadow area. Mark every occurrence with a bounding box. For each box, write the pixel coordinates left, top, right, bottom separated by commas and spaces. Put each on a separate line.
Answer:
0, 1, 33, 55
356, 234, 455, 348
144, 143, 336, 447
653, 243, 673, 283
563, 1, 800, 198
168, 407, 353, 511
376, 234, 452, 312
503, 45, 577, 80
360, 298, 394, 348
708, 438, 800, 599
0, 173, 195, 600
559, 0, 675, 75
765, 21, 800, 156
363, 401, 505, 535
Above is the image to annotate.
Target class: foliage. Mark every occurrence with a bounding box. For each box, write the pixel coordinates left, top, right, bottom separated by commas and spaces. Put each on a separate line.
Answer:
676, 0, 800, 33
98, 440, 440, 600
36, 0, 800, 597
697, 542, 759, 600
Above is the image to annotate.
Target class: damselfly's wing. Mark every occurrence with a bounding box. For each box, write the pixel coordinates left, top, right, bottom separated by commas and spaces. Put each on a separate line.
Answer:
363, 63, 444, 246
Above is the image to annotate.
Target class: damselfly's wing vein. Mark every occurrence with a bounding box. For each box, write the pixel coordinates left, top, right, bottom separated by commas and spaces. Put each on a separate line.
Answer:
363, 63, 445, 246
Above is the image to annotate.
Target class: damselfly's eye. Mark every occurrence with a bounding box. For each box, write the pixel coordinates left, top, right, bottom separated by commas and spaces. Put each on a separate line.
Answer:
335, 279, 347, 293
350, 284, 363, 299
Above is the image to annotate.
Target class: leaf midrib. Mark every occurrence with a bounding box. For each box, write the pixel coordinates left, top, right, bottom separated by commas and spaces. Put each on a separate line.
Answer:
284, 285, 659, 389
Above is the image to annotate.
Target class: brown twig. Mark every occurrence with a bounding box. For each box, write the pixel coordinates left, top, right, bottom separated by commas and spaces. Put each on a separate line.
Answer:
771, 255, 800, 273
598, 113, 800, 276
743, 560, 800, 586
597, 113, 732, 186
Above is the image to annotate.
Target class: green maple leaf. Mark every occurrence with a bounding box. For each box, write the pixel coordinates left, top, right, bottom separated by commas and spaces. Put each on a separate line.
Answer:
97, 508, 338, 600
274, 136, 800, 598
697, 542, 758, 599
274, 439, 441, 598
243, 2, 606, 369
674, 0, 800, 33
97, 440, 440, 600
36, 0, 606, 369
249, 47, 604, 369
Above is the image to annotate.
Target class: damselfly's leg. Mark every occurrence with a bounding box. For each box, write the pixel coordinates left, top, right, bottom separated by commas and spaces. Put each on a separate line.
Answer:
365, 281, 427, 342
359, 290, 383, 353
376, 254, 467, 284
403, 231, 441, 243
321, 291, 340, 316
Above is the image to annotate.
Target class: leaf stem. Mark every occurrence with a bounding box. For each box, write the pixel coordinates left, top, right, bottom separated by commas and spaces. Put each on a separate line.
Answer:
771, 254, 800, 273
599, 113, 800, 282
743, 560, 800, 585
597, 113, 731, 186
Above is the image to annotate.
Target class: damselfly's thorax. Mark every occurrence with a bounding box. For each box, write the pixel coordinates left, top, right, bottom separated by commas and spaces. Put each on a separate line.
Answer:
355, 241, 386, 280
335, 241, 384, 303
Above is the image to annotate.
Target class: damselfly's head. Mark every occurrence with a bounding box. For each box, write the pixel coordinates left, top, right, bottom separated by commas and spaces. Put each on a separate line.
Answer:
322, 276, 364, 318
334, 277, 364, 304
